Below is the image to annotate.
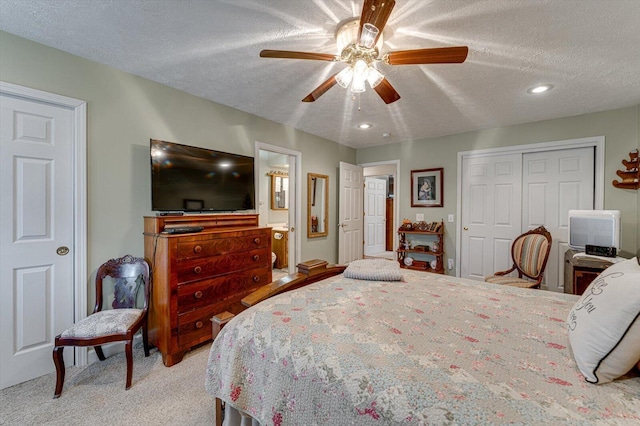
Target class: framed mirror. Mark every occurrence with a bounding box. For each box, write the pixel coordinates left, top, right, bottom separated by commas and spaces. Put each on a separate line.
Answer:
270, 174, 288, 210
308, 173, 328, 238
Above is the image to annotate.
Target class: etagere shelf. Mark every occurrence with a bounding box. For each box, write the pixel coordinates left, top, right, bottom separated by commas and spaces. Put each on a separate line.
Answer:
396, 221, 445, 274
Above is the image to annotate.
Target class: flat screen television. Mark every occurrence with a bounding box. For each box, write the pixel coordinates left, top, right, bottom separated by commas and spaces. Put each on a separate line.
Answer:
150, 139, 255, 212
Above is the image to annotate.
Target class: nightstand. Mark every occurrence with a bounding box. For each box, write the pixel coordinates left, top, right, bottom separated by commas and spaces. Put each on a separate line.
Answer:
564, 249, 614, 295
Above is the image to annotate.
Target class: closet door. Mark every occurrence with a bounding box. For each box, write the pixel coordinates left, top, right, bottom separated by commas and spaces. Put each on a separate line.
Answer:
460, 154, 523, 280
522, 147, 594, 292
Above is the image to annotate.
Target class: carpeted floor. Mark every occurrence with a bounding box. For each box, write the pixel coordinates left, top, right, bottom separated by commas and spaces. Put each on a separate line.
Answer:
0, 343, 215, 425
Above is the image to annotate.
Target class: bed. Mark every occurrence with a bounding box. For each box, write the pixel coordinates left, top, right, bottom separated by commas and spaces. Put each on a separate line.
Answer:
205, 258, 640, 425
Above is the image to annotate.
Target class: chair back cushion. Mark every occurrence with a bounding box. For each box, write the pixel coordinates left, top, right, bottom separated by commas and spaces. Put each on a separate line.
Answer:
96, 255, 150, 311
513, 233, 549, 277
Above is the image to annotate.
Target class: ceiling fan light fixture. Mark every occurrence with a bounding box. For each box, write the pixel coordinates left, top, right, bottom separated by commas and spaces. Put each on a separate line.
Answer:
350, 60, 369, 93
367, 67, 384, 88
335, 19, 384, 54
336, 66, 354, 88
359, 23, 379, 49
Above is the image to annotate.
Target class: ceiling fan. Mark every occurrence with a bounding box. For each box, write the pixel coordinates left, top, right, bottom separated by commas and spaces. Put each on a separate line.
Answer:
259, 0, 468, 104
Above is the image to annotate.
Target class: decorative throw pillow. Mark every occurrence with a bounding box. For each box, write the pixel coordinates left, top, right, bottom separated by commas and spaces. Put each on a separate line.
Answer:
566, 257, 640, 383
344, 258, 403, 281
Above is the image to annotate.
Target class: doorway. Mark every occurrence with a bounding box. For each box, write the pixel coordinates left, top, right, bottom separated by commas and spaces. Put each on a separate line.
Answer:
362, 161, 399, 260
255, 142, 301, 274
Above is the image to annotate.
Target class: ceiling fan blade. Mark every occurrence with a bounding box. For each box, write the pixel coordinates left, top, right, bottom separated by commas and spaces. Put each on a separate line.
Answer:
385, 46, 469, 65
373, 78, 401, 104
260, 50, 337, 62
302, 74, 339, 102
358, 0, 395, 45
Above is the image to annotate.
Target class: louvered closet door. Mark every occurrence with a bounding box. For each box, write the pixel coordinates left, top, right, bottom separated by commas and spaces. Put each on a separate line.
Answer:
523, 148, 594, 292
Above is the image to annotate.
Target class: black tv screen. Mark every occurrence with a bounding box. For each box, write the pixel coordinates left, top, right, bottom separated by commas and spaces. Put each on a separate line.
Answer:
150, 139, 255, 212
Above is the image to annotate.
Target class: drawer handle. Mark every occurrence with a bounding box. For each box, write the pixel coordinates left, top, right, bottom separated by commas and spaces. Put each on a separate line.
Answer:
194, 291, 203, 299
253, 275, 260, 283
193, 266, 202, 274
193, 245, 202, 253
253, 254, 259, 261
195, 321, 203, 329
253, 237, 260, 244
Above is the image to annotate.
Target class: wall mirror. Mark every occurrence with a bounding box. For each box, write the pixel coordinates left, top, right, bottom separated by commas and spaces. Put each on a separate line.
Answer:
308, 173, 328, 238
270, 173, 288, 210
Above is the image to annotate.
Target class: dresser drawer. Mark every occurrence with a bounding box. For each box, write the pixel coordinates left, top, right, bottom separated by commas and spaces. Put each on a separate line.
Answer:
177, 305, 217, 348
176, 232, 270, 260
176, 248, 270, 283
177, 267, 271, 313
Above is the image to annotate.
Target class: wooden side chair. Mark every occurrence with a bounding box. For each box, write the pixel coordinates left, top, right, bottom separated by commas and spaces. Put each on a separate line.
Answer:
485, 226, 552, 289
52, 255, 150, 398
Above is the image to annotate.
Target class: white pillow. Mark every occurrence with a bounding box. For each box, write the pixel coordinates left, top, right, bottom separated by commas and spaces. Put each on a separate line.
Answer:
343, 258, 403, 281
567, 257, 640, 383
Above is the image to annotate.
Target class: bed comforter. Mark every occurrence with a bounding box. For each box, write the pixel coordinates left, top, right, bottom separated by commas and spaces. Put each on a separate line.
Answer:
205, 271, 640, 425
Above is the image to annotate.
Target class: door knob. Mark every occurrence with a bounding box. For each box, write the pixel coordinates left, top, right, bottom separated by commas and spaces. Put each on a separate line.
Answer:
56, 246, 69, 256
463, 227, 469, 231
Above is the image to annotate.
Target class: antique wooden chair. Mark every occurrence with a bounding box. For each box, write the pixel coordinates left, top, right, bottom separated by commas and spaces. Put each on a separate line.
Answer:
52, 255, 150, 398
484, 226, 552, 289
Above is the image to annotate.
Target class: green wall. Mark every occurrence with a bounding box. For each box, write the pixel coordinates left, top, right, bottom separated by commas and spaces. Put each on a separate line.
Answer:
358, 106, 640, 268
0, 31, 355, 305
2, 28, 638, 300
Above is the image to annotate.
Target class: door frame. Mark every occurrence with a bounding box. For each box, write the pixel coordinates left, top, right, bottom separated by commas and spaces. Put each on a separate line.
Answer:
360, 160, 401, 255
255, 141, 301, 272
455, 136, 605, 278
0, 81, 88, 365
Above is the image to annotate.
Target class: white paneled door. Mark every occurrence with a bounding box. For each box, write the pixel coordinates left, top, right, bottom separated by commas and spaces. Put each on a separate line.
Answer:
460, 154, 523, 281
523, 148, 594, 292
0, 93, 75, 388
461, 147, 595, 291
338, 162, 363, 264
364, 177, 386, 256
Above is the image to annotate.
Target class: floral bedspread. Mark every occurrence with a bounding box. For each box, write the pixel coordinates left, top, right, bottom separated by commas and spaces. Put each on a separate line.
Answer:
205, 271, 640, 425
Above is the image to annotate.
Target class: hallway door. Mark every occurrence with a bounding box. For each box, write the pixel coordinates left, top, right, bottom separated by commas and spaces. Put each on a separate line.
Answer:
364, 177, 386, 255
0, 88, 81, 388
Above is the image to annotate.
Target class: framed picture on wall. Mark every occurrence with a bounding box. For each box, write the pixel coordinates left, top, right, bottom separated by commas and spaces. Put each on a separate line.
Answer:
411, 168, 443, 207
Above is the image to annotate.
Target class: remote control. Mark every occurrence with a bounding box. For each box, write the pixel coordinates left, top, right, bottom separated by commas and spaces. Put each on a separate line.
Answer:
164, 226, 204, 234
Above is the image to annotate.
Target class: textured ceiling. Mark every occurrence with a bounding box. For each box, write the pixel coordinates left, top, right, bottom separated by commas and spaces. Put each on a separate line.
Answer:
1, 0, 639, 148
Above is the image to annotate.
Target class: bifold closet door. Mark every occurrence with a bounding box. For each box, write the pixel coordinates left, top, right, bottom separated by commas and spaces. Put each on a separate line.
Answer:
460, 154, 523, 281
461, 147, 595, 292
522, 147, 594, 292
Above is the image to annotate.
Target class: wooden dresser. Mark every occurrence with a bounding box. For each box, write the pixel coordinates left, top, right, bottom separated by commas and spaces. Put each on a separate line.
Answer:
143, 214, 271, 366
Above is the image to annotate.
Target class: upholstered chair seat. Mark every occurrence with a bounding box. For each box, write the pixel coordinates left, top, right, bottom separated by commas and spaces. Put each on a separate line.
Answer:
60, 309, 144, 339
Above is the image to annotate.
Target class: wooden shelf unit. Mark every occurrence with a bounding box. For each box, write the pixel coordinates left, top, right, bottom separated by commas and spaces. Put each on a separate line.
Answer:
396, 222, 445, 274
143, 214, 272, 366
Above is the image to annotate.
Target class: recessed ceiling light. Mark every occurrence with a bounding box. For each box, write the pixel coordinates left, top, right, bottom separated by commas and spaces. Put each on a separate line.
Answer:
357, 123, 372, 129
527, 84, 554, 94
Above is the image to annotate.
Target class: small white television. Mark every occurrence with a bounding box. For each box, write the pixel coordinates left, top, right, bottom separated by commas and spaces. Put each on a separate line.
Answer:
568, 210, 621, 251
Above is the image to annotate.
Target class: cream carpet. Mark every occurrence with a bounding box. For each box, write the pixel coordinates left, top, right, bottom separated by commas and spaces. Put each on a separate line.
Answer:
0, 343, 215, 425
